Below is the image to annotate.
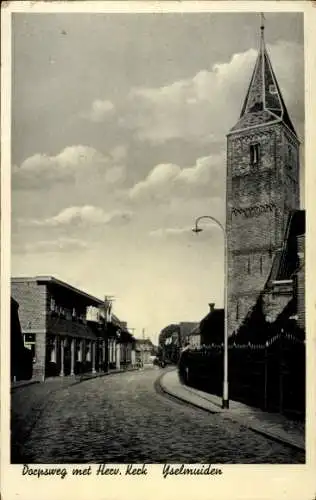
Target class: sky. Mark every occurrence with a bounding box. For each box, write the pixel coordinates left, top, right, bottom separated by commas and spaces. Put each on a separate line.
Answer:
11, 12, 304, 345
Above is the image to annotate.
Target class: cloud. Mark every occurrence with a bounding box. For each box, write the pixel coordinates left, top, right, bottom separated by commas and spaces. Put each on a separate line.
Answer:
109, 145, 127, 162
113, 41, 303, 144
149, 226, 193, 238
23, 205, 133, 227
14, 237, 89, 254
12, 145, 126, 190
83, 99, 116, 122
128, 154, 224, 203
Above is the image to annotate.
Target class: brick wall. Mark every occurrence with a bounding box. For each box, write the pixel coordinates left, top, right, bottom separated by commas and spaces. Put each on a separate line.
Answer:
11, 280, 47, 332
11, 279, 48, 380
226, 123, 300, 336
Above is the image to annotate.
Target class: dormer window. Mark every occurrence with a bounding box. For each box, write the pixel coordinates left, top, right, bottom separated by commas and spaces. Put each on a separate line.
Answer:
250, 143, 260, 166
269, 84, 277, 95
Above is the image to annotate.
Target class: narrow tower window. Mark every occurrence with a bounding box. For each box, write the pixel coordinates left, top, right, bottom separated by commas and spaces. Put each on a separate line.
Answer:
250, 143, 260, 166
236, 301, 239, 321
260, 255, 263, 275
287, 144, 293, 168
247, 256, 251, 274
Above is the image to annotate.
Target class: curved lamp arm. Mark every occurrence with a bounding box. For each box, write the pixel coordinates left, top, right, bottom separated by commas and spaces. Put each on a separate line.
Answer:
192, 215, 225, 236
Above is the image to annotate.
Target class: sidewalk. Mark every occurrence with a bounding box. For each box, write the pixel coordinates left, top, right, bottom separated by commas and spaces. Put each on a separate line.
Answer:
159, 369, 305, 452
11, 366, 139, 392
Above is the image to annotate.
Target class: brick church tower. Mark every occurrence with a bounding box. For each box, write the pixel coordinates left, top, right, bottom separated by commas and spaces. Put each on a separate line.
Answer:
226, 22, 300, 336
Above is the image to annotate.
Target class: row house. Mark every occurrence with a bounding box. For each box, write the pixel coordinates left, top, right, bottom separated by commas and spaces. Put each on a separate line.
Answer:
11, 276, 135, 381
11, 297, 32, 381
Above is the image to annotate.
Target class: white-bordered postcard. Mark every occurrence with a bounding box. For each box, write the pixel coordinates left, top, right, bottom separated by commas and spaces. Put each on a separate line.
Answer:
1, 1, 315, 500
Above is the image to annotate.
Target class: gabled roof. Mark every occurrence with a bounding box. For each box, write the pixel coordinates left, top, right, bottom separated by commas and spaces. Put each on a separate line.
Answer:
12, 275, 129, 328
230, 26, 297, 136
12, 275, 104, 307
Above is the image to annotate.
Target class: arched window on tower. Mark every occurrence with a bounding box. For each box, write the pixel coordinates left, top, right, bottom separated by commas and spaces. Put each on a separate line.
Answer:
250, 143, 260, 166
236, 301, 239, 321
260, 255, 263, 275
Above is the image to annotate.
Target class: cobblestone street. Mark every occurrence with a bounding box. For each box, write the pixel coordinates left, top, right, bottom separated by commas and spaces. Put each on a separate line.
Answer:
11, 368, 304, 464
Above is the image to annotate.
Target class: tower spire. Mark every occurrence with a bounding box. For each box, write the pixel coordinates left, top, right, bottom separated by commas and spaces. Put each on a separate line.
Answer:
229, 13, 297, 137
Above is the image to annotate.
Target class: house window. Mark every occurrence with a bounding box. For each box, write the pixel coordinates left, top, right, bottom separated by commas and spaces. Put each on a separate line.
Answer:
250, 143, 260, 166
86, 342, 91, 362
47, 336, 57, 363
76, 340, 82, 362
24, 333, 36, 361
65, 309, 72, 321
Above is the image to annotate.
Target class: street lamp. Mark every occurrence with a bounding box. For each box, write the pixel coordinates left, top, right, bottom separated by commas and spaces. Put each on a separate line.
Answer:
192, 215, 229, 409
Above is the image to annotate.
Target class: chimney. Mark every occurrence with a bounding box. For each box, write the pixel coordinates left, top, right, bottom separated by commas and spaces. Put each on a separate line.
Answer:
208, 303, 215, 313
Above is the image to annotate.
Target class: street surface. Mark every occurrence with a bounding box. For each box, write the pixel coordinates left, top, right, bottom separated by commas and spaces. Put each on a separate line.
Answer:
11, 368, 304, 463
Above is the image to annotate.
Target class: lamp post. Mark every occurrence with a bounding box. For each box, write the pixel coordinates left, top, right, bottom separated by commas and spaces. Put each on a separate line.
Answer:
192, 215, 229, 409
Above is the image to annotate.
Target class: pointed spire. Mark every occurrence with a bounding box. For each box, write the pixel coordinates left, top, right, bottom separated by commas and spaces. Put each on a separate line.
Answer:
230, 15, 297, 136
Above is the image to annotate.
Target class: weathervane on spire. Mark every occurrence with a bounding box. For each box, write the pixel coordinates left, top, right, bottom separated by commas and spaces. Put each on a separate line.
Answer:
259, 12, 266, 48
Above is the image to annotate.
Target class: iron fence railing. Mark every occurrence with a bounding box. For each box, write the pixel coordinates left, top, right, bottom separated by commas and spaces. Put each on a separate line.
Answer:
178, 331, 305, 419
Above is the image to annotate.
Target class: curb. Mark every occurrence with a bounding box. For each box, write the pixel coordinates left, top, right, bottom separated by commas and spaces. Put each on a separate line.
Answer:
11, 367, 139, 391
70, 367, 140, 387
11, 380, 40, 392
158, 371, 305, 453
157, 372, 219, 415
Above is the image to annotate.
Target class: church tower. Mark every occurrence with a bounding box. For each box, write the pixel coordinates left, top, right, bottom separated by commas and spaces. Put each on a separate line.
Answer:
226, 20, 300, 336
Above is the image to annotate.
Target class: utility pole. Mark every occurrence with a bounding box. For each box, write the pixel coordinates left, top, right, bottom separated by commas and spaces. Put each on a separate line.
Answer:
104, 295, 115, 372
142, 328, 145, 366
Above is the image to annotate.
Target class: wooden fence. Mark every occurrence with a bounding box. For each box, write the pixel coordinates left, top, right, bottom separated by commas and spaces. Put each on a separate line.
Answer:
178, 331, 305, 419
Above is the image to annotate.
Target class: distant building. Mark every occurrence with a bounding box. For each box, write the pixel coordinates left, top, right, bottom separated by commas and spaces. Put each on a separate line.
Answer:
187, 324, 201, 348
11, 276, 134, 380
134, 338, 154, 367
188, 303, 224, 347
179, 322, 199, 346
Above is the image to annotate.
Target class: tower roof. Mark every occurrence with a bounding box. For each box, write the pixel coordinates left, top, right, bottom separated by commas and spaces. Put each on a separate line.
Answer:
230, 20, 297, 136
